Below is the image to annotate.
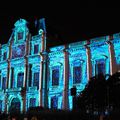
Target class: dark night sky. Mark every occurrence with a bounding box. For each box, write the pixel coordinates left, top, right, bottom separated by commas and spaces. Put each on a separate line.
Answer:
0, 3, 120, 47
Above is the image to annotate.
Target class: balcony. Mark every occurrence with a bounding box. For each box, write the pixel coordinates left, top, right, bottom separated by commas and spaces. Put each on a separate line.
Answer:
6, 87, 22, 92
28, 86, 37, 92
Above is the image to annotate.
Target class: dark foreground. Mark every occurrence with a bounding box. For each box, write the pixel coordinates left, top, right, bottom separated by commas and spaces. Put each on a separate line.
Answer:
0, 109, 120, 120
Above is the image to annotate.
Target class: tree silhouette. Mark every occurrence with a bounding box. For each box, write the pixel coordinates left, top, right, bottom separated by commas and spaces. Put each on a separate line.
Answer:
76, 74, 107, 114
76, 72, 120, 115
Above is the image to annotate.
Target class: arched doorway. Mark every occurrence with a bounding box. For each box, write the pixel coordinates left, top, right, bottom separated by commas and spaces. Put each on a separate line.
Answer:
9, 98, 21, 112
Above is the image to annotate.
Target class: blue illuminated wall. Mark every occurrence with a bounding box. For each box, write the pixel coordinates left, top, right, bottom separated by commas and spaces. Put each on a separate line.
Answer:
0, 18, 120, 113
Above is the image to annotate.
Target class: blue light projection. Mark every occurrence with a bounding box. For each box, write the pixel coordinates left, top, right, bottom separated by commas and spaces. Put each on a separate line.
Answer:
11, 67, 14, 88
29, 98, 36, 107
2, 77, 6, 90
73, 66, 81, 84
17, 73, 24, 87
10, 98, 21, 112
34, 44, 39, 54
51, 96, 58, 109
0, 100, 2, 112
0, 18, 120, 113
18, 32, 23, 40
33, 72, 39, 89
3, 52, 7, 60
52, 67, 59, 86
12, 45, 25, 59
95, 59, 105, 75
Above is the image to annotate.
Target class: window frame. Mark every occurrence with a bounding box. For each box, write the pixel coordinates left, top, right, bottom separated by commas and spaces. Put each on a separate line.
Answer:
17, 72, 24, 88
52, 67, 59, 86
73, 65, 82, 84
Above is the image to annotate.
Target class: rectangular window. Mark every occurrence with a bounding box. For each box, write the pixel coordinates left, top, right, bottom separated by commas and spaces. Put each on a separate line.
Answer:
17, 73, 24, 87
29, 98, 36, 107
73, 66, 81, 84
51, 96, 58, 109
0, 100, 2, 112
3, 52, 7, 60
2, 77, 6, 90
18, 32, 23, 40
28, 64, 32, 87
52, 68, 59, 86
11, 67, 14, 88
34, 44, 39, 54
33, 72, 39, 89
95, 60, 105, 75
12, 45, 25, 59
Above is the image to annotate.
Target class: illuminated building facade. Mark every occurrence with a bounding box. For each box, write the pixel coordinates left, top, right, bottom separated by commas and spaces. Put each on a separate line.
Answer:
0, 18, 119, 113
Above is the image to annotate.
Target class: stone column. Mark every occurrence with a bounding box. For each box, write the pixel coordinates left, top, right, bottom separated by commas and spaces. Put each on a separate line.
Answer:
85, 42, 92, 81
107, 39, 117, 75
22, 34, 30, 113
39, 30, 48, 108
62, 45, 69, 110
7, 40, 12, 89
5, 40, 12, 113
23, 34, 30, 87
39, 58, 43, 107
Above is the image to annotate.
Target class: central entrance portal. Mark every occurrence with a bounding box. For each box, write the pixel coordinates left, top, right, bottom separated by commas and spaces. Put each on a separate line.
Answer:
9, 98, 21, 112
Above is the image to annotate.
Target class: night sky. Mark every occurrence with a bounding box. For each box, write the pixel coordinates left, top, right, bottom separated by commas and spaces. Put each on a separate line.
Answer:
0, 4, 120, 47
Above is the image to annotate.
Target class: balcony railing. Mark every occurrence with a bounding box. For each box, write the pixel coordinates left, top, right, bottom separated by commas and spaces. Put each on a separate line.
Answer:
28, 86, 37, 91
6, 87, 21, 92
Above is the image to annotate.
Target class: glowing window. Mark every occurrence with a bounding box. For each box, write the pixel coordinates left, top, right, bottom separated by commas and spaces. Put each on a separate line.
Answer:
51, 96, 58, 109
73, 66, 81, 84
2, 77, 6, 90
0, 100, 2, 112
17, 73, 24, 87
95, 59, 105, 75
3, 52, 7, 60
18, 32, 23, 40
34, 44, 39, 54
52, 68, 59, 86
29, 98, 36, 107
33, 72, 39, 89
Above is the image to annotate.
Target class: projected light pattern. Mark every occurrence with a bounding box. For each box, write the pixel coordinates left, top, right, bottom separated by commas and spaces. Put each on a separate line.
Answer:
0, 18, 120, 113
12, 45, 25, 59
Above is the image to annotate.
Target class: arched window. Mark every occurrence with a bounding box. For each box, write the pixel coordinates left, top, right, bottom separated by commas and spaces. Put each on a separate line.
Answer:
17, 73, 24, 87
10, 98, 20, 112
29, 98, 36, 108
